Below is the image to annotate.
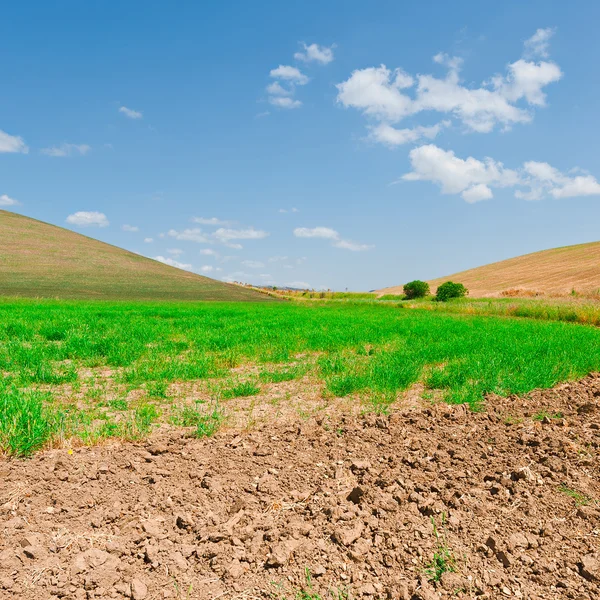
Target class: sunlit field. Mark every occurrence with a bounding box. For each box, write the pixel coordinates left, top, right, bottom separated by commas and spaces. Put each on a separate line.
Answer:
2, 298, 600, 456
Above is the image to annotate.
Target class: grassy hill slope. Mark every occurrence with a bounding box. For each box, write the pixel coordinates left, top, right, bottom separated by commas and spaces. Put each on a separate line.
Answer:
378, 241, 600, 297
0, 210, 271, 301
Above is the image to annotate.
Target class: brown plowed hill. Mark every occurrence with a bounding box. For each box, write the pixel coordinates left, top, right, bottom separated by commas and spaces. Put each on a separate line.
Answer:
378, 241, 600, 297
0, 210, 271, 301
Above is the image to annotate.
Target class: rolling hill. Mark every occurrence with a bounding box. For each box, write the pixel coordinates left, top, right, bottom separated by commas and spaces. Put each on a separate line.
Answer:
0, 210, 271, 301
378, 241, 600, 297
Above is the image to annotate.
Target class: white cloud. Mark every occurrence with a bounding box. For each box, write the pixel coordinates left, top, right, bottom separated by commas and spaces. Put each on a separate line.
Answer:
192, 216, 233, 226
524, 28, 556, 59
41, 143, 91, 157
269, 96, 302, 109
119, 106, 143, 119
270, 65, 309, 85
461, 183, 494, 204
403, 144, 600, 202
0, 129, 28, 154
66, 211, 109, 227
154, 256, 192, 270
294, 226, 373, 251
168, 226, 268, 249
336, 65, 415, 122
266, 82, 293, 96
122, 224, 139, 232
294, 43, 335, 65
168, 228, 210, 243
336, 29, 562, 139
242, 260, 265, 269
167, 248, 184, 256
144, 237, 154, 243
200, 265, 214, 273
294, 226, 340, 240
0, 194, 20, 207
213, 227, 269, 243
278, 207, 299, 213
369, 121, 449, 147
403, 144, 519, 199
268, 255, 288, 263
200, 248, 218, 256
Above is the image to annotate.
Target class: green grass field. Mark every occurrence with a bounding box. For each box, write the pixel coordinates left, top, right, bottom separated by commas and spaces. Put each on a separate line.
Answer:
2, 298, 600, 456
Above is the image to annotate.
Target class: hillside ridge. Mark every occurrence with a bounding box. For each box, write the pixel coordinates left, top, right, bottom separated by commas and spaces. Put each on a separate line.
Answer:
377, 240, 600, 297
0, 210, 271, 301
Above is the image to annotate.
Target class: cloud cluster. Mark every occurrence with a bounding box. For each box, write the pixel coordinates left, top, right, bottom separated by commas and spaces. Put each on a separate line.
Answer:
294, 43, 335, 65
122, 224, 139, 232
403, 144, 600, 202
0, 194, 20, 207
294, 226, 373, 251
0, 129, 28, 154
66, 211, 109, 227
167, 217, 269, 250
267, 43, 335, 110
336, 29, 562, 143
41, 143, 91, 157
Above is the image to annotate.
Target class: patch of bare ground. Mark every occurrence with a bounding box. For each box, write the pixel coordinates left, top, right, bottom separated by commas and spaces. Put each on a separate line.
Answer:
2, 375, 600, 599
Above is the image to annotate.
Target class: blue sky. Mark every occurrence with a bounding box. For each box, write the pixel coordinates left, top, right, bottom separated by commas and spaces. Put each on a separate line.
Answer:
2, 0, 600, 290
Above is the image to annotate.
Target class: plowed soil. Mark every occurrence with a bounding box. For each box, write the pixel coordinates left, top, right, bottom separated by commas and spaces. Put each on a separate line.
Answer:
2, 375, 600, 600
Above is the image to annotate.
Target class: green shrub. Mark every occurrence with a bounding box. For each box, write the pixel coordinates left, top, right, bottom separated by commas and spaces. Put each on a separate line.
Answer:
403, 280, 430, 299
436, 281, 468, 302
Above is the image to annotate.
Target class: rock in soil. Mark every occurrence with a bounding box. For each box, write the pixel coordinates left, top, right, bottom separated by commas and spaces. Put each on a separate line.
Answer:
2, 373, 600, 599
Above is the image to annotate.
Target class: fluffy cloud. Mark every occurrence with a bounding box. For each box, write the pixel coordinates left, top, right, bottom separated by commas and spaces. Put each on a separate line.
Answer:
144, 237, 154, 243
370, 121, 449, 147
153, 256, 192, 270
200, 248, 219, 257
212, 227, 269, 243
403, 144, 600, 202
0, 129, 28, 153
66, 211, 109, 227
278, 207, 299, 213
119, 106, 143, 119
294, 43, 335, 65
0, 194, 20, 206
269, 65, 309, 85
269, 96, 302, 109
294, 227, 373, 251
336, 29, 562, 141
41, 143, 91, 157
122, 224, 139, 232
167, 248, 184, 256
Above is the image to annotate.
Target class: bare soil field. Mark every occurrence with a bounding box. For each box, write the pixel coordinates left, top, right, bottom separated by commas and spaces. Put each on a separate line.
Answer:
2, 375, 599, 600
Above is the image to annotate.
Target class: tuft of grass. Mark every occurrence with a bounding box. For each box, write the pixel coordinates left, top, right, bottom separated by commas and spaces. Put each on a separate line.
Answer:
558, 485, 592, 506
195, 405, 224, 438
220, 381, 261, 399
146, 380, 168, 399
532, 409, 563, 421
424, 514, 456, 582
0, 383, 57, 456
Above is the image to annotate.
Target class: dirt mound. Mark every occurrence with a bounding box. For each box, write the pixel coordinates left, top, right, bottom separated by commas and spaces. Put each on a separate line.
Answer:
2, 376, 600, 600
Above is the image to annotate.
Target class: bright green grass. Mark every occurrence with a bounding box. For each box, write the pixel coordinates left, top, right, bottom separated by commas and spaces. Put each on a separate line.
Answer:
1, 298, 600, 455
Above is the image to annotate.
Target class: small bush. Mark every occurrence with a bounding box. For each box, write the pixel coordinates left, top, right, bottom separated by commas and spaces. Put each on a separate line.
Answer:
403, 280, 430, 299
436, 281, 468, 302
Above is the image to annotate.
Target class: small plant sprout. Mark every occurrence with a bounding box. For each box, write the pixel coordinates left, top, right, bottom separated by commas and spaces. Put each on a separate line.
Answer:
425, 513, 456, 582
